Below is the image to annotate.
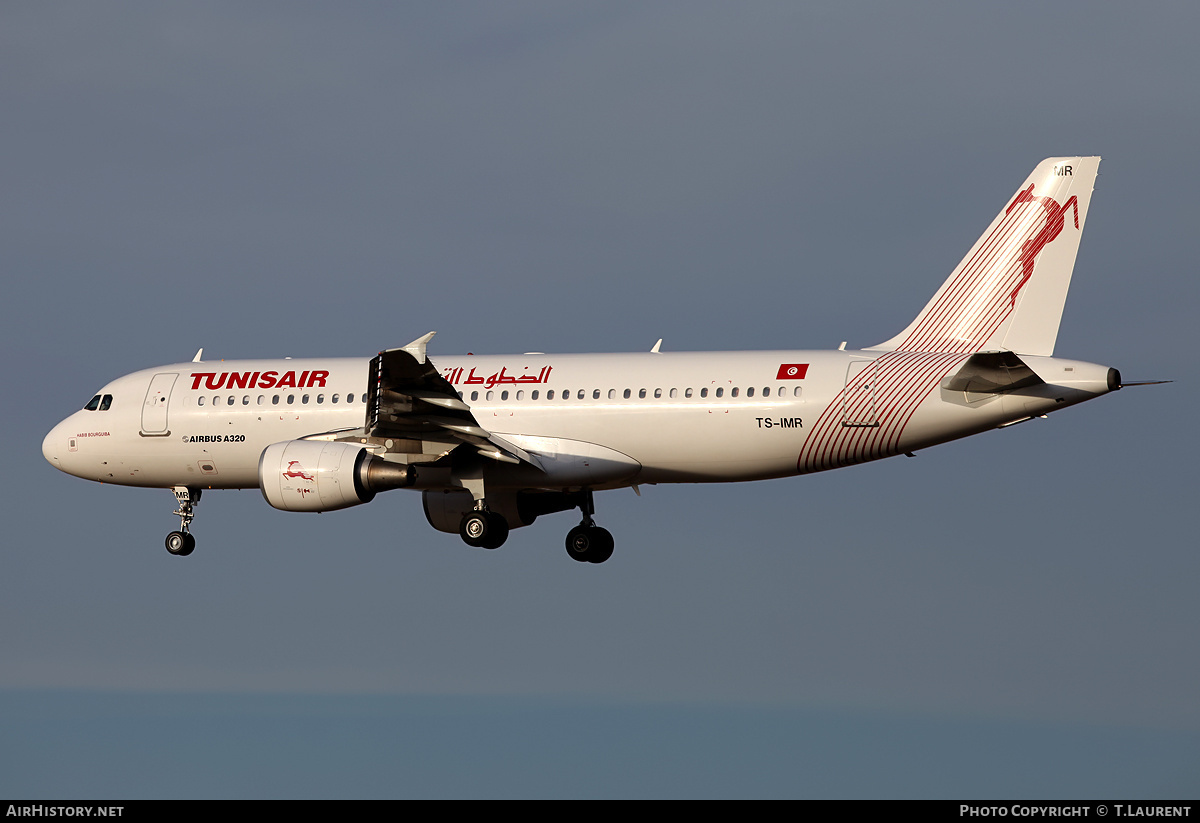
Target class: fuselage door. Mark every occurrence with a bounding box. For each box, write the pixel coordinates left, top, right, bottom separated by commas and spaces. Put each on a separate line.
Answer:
141, 373, 178, 435
842, 360, 880, 427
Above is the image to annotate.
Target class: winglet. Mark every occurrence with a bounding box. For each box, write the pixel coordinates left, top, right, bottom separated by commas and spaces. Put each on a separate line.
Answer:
402, 331, 436, 363
650, 339, 663, 353
192, 348, 204, 363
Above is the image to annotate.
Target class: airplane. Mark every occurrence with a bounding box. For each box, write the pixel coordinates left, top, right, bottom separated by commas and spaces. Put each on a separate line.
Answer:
42, 156, 1146, 564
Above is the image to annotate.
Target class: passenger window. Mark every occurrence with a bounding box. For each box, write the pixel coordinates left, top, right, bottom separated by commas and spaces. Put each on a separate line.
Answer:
669, 388, 677, 399
638, 389, 646, 399
623, 389, 631, 399
501, 390, 509, 401
516, 390, 523, 400
257, 395, 265, 405
347, 393, 355, 403
653, 388, 661, 399
198, 396, 206, 406
685, 388, 693, 398
592, 389, 600, 400
608, 389, 616, 399
731, 387, 739, 397
563, 390, 570, 400
332, 394, 339, 404
747, 387, 755, 397
763, 387, 770, 396
471, 391, 479, 401
317, 394, 325, 404
532, 390, 539, 400
548, 390, 555, 400
84, 395, 101, 411
701, 388, 708, 398
716, 388, 724, 398
302, 395, 309, 404
99, 395, 113, 411
272, 395, 280, 405
243, 396, 250, 405
794, 387, 803, 397
287, 394, 295, 404
577, 390, 585, 400
227, 396, 235, 406
486, 391, 494, 401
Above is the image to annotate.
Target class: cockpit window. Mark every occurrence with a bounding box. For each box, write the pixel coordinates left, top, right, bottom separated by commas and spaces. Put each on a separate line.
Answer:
84, 395, 101, 411
99, 395, 113, 411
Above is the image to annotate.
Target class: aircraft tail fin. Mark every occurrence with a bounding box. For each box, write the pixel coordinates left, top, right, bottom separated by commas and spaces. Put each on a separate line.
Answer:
869, 157, 1100, 356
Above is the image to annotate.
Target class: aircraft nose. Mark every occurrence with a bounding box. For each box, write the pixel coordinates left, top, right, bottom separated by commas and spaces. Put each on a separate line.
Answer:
42, 424, 61, 468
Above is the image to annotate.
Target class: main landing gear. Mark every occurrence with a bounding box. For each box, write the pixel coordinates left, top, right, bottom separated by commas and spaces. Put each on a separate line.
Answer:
564, 490, 614, 565
454, 488, 616, 563
459, 507, 510, 550
165, 486, 200, 557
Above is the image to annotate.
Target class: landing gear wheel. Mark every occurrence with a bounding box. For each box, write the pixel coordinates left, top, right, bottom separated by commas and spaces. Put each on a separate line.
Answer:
460, 511, 509, 550
165, 531, 195, 557
565, 525, 614, 564
588, 528, 614, 564
478, 514, 508, 550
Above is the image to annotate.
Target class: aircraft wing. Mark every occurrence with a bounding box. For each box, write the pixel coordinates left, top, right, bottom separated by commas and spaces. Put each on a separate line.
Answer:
364, 333, 541, 468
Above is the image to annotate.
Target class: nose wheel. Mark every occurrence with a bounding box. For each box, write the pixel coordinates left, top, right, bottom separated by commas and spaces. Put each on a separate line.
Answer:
165, 486, 200, 557
165, 530, 196, 556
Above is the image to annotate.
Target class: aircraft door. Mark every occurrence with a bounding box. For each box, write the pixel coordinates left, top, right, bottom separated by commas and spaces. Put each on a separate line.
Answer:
141, 373, 178, 435
842, 360, 879, 427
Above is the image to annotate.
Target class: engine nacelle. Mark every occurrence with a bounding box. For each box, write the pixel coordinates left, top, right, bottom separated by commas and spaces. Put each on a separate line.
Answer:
422, 489, 581, 533
260, 440, 414, 513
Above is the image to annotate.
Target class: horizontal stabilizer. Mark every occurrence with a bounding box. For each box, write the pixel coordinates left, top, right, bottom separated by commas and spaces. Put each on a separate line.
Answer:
941, 351, 1044, 394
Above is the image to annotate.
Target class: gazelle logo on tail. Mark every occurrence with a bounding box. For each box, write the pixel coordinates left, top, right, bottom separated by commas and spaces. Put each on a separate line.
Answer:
870, 156, 1099, 358
1005, 184, 1079, 306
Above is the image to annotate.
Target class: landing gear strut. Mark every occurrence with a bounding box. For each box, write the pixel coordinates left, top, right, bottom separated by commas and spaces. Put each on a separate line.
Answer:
564, 490, 614, 564
165, 486, 200, 557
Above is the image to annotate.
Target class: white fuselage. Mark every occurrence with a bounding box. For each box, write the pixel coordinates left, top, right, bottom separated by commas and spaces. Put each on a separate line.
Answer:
42, 349, 1115, 493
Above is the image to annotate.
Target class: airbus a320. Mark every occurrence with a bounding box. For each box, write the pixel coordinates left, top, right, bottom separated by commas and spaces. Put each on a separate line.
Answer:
43, 157, 1145, 563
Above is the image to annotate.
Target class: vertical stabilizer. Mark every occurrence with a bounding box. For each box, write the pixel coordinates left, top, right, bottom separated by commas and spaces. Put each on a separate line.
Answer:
869, 157, 1099, 356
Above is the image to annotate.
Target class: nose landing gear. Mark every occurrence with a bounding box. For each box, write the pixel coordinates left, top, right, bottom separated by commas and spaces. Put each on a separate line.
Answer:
165, 486, 200, 557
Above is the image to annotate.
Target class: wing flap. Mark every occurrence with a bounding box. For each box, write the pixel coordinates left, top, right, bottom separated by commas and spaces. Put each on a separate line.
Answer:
365, 334, 543, 470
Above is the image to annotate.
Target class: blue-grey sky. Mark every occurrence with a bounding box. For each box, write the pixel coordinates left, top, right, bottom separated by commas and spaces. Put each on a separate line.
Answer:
2, 2, 1197, 798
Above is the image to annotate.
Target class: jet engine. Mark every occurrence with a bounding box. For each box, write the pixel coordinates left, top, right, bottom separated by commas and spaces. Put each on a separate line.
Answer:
259, 440, 414, 513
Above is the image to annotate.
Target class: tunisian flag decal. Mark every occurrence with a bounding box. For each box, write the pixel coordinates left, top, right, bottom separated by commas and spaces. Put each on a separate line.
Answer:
776, 363, 809, 380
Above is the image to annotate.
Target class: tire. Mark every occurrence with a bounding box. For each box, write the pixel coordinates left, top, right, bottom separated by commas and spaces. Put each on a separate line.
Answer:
565, 526, 595, 562
460, 512, 489, 547
478, 513, 509, 550
587, 527, 614, 564
165, 531, 192, 556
